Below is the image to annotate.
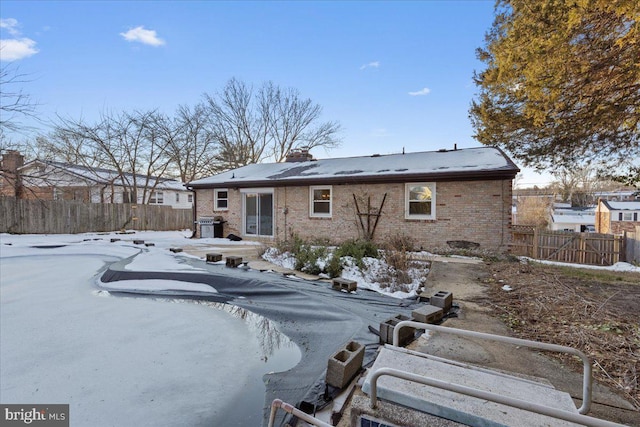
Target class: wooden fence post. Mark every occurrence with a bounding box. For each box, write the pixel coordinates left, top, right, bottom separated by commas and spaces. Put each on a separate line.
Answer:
532, 227, 539, 259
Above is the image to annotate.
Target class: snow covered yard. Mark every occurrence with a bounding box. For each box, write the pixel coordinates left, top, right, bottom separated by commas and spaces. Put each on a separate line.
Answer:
0, 231, 299, 427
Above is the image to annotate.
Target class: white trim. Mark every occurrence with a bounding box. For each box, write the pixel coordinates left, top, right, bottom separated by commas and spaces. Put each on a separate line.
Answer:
405, 182, 436, 220
242, 190, 274, 237
239, 187, 275, 194
309, 185, 332, 218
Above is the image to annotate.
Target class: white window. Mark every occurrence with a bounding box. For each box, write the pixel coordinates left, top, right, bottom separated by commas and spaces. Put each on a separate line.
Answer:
215, 189, 228, 210
622, 212, 633, 221
405, 183, 436, 220
149, 191, 164, 204
310, 186, 332, 218
188, 194, 193, 203
53, 187, 63, 201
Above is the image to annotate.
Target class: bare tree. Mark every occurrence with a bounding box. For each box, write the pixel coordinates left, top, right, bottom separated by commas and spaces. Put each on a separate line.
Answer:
0, 64, 39, 138
162, 103, 220, 182
203, 78, 341, 169
261, 81, 342, 162
49, 110, 174, 204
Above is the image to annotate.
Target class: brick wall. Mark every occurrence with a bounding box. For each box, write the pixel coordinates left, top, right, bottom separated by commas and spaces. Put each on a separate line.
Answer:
195, 178, 514, 251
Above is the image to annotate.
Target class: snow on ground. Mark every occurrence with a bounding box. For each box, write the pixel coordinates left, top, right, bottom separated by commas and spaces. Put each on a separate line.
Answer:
0, 231, 300, 426
262, 248, 428, 299
521, 257, 640, 273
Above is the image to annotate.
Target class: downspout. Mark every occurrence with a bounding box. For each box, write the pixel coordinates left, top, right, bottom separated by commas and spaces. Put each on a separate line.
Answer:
187, 185, 197, 238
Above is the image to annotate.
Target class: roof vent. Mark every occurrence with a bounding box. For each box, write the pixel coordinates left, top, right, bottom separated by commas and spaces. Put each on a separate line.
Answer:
285, 148, 314, 163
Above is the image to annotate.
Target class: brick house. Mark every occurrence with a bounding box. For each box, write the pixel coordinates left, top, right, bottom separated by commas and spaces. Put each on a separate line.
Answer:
0, 151, 193, 209
595, 200, 640, 234
187, 147, 519, 251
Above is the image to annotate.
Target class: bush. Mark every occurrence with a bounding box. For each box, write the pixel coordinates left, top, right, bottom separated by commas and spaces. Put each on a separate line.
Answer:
293, 244, 328, 275
325, 252, 344, 278
335, 239, 379, 269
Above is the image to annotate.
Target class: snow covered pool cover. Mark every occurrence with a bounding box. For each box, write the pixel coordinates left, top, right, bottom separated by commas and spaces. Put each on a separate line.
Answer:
1, 232, 420, 426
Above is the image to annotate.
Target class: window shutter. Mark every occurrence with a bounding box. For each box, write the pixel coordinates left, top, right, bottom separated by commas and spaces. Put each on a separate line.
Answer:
635, 212, 638, 221
619, 212, 623, 221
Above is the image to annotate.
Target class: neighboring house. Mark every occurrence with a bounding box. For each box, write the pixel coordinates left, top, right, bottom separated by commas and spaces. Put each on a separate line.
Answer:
187, 147, 520, 251
595, 200, 640, 234
549, 206, 596, 232
0, 151, 193, 209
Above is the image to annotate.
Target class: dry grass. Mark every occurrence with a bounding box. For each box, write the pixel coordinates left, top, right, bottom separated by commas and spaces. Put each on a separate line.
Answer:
484, 261, 640, 409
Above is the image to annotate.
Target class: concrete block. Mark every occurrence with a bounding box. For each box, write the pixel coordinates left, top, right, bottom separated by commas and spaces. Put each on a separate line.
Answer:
332, 277, 357, 292
226, 256, 242, 267
379, 314, 415, 346
169, 247, 183, 253
430, 291, 453, 312
133, 239, 145, 245
412, 305, 443, 324
326, 341, 365, 389
206, 253, 223, 262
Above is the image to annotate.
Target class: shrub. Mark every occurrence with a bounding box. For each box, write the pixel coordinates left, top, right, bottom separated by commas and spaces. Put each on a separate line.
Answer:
335, 239, 379, 268
325, 252, 344, 278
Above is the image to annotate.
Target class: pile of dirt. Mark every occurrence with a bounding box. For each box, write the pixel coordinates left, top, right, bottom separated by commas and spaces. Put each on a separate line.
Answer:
483, 260, 640, 409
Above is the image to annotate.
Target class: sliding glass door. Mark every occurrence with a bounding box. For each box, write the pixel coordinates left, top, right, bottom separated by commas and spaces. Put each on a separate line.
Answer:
243, 191, 273, 237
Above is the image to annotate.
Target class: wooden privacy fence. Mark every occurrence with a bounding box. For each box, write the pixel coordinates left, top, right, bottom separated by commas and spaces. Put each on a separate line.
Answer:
511, 225, 626, 266
624, 226, 640, 265
0, 197, 193, 234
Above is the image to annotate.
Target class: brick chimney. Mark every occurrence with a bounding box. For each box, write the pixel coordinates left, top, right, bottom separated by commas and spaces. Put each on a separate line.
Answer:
1, 150, 25, 197
285, 148, 314, 163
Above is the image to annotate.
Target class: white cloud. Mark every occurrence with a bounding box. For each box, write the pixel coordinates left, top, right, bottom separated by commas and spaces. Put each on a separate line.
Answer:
0, 18, 21, 36
360, 61, 380, 70
120, 26, 165, 47
408, 87, 431, 96
0, 38, 39, 61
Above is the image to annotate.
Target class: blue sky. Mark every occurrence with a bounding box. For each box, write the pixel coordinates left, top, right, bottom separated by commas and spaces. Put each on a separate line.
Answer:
0, 1, 550, 186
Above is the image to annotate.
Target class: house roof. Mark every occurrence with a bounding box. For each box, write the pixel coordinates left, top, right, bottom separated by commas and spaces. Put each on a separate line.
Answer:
21, 160, 188, 191
600, 200, 640, 211
188, 146, 519, 189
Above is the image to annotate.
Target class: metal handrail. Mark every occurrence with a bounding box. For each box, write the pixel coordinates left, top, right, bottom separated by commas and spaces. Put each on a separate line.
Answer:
267, 399, 332, 427
392, 320, 593, 414
369, 368, 626, 427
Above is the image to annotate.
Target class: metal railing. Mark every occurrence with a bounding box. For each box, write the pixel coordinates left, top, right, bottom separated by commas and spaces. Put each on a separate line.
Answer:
369, 367, 626, 427
267, 399, 332, 427
391, 320, 593, 413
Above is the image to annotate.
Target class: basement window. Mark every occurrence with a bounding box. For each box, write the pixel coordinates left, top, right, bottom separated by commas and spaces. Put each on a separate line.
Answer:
310, 185, 332, 218
405, 183, 436, 220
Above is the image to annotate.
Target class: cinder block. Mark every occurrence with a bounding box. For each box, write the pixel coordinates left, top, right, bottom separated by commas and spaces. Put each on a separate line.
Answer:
169, 247, 183, 253
226, 256, 242, 267
133, 239, 145, 245
332, 277, 357, 292
326, 341, 365, 389
206, 253, 223, 262
430, 291, 453, 312
412, 305, 443, 324
379, 314, 415, 346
